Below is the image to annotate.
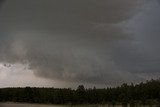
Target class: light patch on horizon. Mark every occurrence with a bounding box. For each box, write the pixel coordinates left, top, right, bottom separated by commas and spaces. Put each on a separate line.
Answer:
0, 63, 57, 88
0, 63, 106, 88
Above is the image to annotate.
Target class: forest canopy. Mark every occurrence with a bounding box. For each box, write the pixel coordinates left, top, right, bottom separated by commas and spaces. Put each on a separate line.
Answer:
0, 79, 160, 106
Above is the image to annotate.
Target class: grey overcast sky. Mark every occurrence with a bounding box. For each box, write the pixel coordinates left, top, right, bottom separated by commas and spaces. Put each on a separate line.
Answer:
0, 0, 160, 88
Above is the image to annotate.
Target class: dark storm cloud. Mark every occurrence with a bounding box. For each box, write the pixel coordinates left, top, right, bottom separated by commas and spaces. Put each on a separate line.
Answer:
0, 0, 159, 86
0, 0, 4, 11
0, 0, 4, 5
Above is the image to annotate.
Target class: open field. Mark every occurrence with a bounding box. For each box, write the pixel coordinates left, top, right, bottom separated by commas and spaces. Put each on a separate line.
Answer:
0, 103, 159, 107
0, 103, 64, 107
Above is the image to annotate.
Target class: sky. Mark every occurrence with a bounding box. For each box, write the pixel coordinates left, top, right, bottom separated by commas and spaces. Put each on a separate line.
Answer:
0, 0, 160, 88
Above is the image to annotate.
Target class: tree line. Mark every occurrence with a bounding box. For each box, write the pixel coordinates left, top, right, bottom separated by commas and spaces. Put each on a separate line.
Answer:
0, 79, 160, 106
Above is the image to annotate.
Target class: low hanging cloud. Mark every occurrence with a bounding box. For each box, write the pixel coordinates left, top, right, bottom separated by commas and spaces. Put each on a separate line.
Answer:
0, 0, 160, 86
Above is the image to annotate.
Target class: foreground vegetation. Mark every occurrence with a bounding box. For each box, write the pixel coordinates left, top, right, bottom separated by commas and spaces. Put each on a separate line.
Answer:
0, 79, 160, 106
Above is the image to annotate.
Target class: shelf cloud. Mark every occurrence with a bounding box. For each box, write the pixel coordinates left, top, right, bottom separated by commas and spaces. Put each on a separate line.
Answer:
0, 0, 160, 87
